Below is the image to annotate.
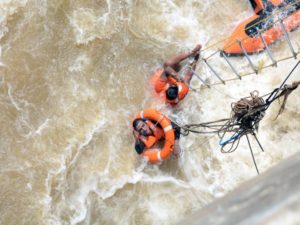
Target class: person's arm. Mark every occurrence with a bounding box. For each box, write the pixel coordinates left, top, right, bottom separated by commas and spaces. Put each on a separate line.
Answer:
275, 80, 300, 100
133, 130, 141, 141
143, 136, 156, 148
287, 80, 300, 91
133, 130, 156, 149
182, 51, 201, 85
164, 67, 181, 82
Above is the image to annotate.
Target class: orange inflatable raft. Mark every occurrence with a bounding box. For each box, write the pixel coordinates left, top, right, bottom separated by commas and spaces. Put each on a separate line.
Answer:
135, 109, 175, 164
222, 0, 300, 56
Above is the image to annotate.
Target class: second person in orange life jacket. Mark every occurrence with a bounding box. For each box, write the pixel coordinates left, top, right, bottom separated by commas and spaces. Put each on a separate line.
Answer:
152, 44, 202, 105
132, 118, 181, 158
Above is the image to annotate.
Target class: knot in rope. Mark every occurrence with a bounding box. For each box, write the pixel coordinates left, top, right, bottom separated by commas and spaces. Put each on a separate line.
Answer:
231, 91, 265, 130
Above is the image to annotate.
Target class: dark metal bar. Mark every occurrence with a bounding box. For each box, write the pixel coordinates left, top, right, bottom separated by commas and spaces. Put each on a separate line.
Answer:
280, 20, 297, 59
221, 50, 241, 79
191, 69, 211, 88
252, 132, 265, 152
203, 59, 225, 84
258, 31, 277, 67
246, 133, 260, 175
237, 39, 258, 74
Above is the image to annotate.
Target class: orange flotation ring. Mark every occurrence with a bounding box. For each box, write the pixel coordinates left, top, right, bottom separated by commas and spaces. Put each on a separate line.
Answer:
135, 109, 175, 163
222, 0, 300, 56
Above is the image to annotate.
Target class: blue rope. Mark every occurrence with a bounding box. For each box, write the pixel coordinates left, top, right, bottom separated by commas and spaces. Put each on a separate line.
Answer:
219, 132, 242, 147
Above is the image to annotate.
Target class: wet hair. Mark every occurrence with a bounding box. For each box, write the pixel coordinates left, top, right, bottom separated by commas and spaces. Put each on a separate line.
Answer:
132, 119, 145, 130
166, 86, 178, 100
135, 141, 145, 154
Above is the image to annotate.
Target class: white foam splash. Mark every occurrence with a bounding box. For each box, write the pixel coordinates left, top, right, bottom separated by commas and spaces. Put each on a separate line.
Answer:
68, 54, 91, 73
35, 118, 50, 135
67, 166, 192, 224
0, 0, 28, 39
7, 83, 22, 111
68, 0, 119, 44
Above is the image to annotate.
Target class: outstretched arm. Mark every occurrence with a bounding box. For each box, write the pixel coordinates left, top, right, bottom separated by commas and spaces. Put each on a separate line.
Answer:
133, 130, 156, 149
182, 59, 197, 85
274, 80, 300, 118
163, 44, 202, 69
182, 47, 201, 85
275, 80, 300, 99
164, 66, 181, 82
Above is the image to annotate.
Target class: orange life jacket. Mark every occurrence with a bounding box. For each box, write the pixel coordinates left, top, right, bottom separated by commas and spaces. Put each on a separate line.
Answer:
165, 76, 189, 105
139, 120, 164, 149
151, 69, 189, 105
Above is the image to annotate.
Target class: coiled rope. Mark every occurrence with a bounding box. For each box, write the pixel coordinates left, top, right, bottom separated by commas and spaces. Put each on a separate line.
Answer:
171, 60, 300, 174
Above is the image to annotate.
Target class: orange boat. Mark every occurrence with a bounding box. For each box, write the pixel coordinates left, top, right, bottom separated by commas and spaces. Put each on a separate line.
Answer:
222, 0, 300, 56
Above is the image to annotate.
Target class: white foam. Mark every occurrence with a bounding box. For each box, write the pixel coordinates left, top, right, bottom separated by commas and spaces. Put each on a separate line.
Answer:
68, 54, 91, 73
69, 117, 107, 166
1, 1, 300, 225
0, 0, 28, 39
26, 182, 32, 191
35, 118, 50, 135
69, 175, 98, 225
7, 83, 22, 111
68, 0, 120, 45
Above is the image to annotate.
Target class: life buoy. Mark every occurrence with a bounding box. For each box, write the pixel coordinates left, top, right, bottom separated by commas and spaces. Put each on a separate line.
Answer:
222, 0, 300, 56
135, 109, 175, 163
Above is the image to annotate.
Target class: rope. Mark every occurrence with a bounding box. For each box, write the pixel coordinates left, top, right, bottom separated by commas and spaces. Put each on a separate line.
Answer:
231, 91, 265, 119
219, 131, 241, 147
242, 60, 300, 118
170, 61, 300, 153
174, 61, 299, 173
265, 60, 300, 105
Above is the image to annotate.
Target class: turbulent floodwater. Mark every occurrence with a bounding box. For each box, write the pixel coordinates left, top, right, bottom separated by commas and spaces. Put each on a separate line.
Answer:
0, 0, 299, 225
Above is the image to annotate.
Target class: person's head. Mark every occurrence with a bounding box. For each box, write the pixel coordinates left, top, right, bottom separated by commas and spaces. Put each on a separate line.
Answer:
166, 85, 178, 100
133, 119, 152, 136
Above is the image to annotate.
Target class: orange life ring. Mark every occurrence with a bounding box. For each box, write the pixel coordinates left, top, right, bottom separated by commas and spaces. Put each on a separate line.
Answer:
135, 109, 175, 163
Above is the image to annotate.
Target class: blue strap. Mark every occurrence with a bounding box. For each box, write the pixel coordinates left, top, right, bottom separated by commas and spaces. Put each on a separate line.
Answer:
219, 132, 241, 147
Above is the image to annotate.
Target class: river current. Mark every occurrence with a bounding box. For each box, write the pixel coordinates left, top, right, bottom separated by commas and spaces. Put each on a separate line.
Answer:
0, 0, 299, 224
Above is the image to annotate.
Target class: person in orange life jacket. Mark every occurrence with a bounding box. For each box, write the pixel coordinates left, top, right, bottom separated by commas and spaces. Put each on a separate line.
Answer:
153, 44, 202, 105
132, 118, 181, 158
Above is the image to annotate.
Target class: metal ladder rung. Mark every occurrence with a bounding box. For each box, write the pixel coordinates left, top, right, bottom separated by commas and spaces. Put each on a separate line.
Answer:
203, 59, 225, 84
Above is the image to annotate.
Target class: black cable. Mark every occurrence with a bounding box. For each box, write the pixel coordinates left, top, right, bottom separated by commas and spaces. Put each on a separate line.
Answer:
265, 60, 300, 105
246, 133, 260, 175
252, 132, 265, 152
